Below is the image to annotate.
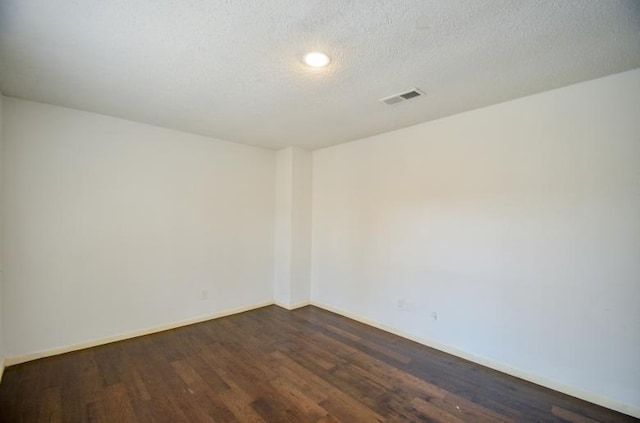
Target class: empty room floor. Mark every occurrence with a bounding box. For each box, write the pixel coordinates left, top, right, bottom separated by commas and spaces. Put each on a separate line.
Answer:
0, 306, 635, 422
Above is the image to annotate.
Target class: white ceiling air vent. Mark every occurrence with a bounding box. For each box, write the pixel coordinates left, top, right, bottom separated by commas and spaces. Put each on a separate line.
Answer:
379, 88, 426, 105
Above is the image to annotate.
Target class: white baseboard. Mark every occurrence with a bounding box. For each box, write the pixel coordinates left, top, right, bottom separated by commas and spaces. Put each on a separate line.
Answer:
310, 301, 640, 420
4, 301, 274, 367
274, 300, 310, 310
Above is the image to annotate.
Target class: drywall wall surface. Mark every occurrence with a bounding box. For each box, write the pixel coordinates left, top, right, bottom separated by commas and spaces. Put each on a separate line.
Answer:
311, 69, 640, 413
274, 147, 312, 308
290, 147, 312, 306
2, 98, 275, 357
0, 95, 5, 374
274, 148, 293, 306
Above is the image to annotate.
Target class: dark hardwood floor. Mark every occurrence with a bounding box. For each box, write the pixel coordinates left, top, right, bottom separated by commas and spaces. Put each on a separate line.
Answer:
0, 305, 636, 422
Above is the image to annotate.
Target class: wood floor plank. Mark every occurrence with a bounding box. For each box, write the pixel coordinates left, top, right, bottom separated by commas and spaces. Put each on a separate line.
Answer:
218, 386, 267, 423
268, 377, 328, 420
36, 386, 62, 423
552, 405, 602, 423
270, 357, 330, 404
0, 305, 637, 422
316, 414, 343, 423
100, 384, 139, 422
411, 397, 467, 423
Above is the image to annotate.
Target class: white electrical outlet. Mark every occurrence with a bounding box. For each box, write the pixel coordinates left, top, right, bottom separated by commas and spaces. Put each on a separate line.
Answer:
200, 290, 208, 300
431, 312, 438, 320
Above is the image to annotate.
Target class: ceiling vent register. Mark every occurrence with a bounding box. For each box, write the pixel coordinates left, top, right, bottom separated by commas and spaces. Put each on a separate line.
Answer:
379, 88, 426, 105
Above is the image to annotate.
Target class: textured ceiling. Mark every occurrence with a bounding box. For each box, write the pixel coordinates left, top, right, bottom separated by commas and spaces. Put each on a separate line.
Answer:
1, 1, 639, 150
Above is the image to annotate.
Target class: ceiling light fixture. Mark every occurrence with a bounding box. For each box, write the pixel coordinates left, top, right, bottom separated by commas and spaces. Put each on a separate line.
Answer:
303, 52, 331, 68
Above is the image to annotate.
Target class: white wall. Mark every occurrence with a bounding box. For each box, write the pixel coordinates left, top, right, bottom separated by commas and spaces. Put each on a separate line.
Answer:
290, 147, 312, 306
1, 98, 275, 358
311, 69, 640, 415
274, 148, 293, 305
0, 95, 5, 378
274, 147, 312, 308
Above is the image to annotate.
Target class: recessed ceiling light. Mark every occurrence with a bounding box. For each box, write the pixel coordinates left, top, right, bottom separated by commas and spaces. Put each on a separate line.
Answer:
303, 52, 331, 68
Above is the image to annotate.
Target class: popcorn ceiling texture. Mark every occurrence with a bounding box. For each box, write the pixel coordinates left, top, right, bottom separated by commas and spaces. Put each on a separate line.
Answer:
0, 0, 639, 149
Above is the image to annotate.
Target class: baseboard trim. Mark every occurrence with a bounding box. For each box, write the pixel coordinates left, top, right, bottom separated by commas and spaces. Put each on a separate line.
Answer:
274, 300, 311, 311
4, 301, 274, 367
310, 301, 640, 419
